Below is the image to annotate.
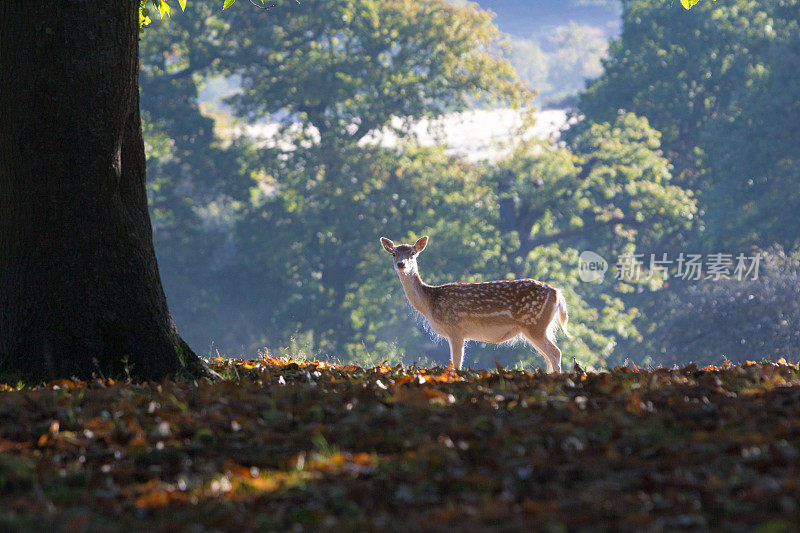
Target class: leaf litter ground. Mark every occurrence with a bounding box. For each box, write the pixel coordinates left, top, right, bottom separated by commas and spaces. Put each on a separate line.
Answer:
1, 357, 800, 531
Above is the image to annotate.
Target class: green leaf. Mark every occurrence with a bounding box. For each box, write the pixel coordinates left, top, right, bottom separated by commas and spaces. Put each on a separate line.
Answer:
157, 0, 171, 18
223, 0, 235, 9
178, 0, 186, 11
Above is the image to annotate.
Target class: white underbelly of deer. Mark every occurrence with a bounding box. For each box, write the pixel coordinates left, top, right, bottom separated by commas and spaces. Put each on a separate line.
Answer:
381, 236, 570, 373
457, 320, 521, 344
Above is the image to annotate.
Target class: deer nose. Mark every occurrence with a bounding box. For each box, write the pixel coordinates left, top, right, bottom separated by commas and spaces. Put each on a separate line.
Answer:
396, 261, 406, 269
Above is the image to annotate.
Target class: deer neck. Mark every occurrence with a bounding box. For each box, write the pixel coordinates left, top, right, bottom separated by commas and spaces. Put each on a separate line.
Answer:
398, 269, 433, 317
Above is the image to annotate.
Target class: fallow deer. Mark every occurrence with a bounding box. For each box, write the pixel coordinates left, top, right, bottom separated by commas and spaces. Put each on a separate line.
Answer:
381, 236, 568, 372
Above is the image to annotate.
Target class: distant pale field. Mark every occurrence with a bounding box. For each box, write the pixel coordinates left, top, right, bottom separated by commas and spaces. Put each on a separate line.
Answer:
238, 108, 570, 162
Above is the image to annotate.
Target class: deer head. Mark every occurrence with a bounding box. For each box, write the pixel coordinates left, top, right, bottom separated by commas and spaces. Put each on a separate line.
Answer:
380, 236, 428, 276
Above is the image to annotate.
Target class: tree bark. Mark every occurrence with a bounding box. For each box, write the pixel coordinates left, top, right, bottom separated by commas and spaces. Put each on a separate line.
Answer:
0, 0, 209, 381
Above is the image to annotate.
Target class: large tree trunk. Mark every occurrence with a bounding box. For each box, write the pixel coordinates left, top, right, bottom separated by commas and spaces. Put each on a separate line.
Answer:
0, 1, 209, 381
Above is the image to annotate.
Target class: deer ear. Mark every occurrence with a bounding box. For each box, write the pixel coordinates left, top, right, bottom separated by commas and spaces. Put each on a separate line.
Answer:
414, 235, 428, 253
380, 237, 395, 254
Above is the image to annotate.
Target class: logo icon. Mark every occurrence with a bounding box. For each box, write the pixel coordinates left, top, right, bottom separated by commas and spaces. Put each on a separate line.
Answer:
579, 250, 608, 283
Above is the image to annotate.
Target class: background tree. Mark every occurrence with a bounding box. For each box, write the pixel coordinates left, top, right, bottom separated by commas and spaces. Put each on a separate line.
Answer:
578, 0, 800, 250
482, 113, 694, 367
701, 1, 800, 251
220, 0, 527, 143
579, 0, 800, 365
641, 246, 800, 365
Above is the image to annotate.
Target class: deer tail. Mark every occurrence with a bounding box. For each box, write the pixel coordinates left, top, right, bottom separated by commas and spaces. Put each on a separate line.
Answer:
556, 289, 569, 338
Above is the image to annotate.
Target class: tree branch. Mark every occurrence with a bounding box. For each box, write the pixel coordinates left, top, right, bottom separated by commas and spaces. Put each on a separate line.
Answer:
167, 55, 217, 81
576, 156, 599, 184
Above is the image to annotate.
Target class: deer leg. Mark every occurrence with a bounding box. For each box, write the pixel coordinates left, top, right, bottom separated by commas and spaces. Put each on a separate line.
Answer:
523, 333, 561, 373
447, 336, 465, 370
542, 337, 562, 373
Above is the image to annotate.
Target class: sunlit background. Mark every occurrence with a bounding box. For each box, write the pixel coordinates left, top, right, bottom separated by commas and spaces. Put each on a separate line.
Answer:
141, 0, 800, 369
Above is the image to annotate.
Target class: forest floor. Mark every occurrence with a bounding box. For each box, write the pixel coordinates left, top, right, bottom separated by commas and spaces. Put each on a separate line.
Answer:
1, 357, 799, 531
